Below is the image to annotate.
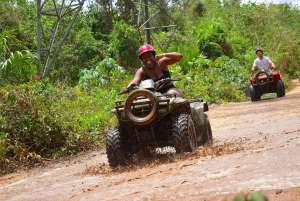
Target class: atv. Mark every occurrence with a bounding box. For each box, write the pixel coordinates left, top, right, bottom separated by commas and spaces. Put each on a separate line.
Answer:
105, 78, 213, 167
249, 68, 285, 101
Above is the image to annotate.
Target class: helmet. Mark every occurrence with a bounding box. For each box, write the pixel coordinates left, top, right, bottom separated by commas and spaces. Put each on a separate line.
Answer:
256, 48, 263, 54
138, 44, 156, 59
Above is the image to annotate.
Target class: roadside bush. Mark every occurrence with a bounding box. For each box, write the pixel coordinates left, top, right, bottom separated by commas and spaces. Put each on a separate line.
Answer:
78, 57, 126, 90
172, 55, 250, 104
229, 191, 268, 201
0, 79, 120, 174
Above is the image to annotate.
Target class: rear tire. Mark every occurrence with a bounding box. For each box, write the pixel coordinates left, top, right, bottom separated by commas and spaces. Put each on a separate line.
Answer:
276, 80, 284, 97
172, 114, 197, 153
106, 127, 132, 168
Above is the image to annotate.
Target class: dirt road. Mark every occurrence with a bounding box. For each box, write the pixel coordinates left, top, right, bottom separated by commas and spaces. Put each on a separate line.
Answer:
1, 80, 300, 201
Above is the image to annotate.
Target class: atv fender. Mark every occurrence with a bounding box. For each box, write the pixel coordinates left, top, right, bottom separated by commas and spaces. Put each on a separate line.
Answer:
190, 102, 207, 142
168, 98, 190, 111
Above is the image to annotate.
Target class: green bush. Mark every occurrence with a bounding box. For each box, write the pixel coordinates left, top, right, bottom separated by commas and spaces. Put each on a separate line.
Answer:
173, 55, 250, 104
0, 79, 121, 174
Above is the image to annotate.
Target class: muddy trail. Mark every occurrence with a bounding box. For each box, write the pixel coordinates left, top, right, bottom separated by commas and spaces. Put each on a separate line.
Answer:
1, 80, 300, 201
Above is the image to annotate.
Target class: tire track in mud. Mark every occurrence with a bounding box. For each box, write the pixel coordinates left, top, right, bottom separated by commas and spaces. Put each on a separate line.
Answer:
83, 123, 284, 178
82, 139, 251, 177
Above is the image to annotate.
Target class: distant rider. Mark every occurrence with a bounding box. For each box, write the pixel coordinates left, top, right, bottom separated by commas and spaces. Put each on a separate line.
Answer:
122, 44, 184, 98
251, 48, 276, 72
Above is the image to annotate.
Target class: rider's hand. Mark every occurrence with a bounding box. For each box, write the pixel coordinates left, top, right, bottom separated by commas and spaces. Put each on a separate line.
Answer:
121, 87, 129, 94
120, 83, 137, 94
155, 54, 166, 61
252, 66, 258, 72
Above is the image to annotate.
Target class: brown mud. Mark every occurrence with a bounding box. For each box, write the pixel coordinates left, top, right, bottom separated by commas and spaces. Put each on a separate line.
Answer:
1, 80, 300, 201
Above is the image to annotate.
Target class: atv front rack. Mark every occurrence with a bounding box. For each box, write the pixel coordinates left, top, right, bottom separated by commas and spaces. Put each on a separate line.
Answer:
113, 93, 177, 120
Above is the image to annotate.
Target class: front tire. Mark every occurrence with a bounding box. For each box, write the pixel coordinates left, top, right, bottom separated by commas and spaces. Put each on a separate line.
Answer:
172, 114, 197, 153
282, 81, 285, 96
106, 127, 131, 168
249, 85, 259, 102
276, 80, 284, 97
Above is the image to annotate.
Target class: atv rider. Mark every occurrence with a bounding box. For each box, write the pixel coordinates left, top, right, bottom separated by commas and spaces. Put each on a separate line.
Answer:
122, 44, 184, 98
251, 48, 276, 72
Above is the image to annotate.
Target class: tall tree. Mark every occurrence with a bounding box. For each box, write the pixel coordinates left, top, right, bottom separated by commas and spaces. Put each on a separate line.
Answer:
115, 0, 137, 25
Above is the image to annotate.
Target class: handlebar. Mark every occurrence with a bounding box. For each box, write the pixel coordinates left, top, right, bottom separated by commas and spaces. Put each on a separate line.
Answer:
118, 78, 181, 95
253, 67, 274, 72
118, 83, 138, 95
154, 78, 181, 88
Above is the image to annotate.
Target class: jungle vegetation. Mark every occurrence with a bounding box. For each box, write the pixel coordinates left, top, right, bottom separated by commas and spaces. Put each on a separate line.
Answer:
0, 0, 300, 173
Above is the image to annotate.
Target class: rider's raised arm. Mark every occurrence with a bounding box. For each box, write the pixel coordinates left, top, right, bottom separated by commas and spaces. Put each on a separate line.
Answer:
156, 52, 183, 66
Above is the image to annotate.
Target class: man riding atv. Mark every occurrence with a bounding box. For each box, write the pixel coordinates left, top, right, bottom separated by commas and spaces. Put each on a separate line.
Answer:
249, 48, 285, 101
251, 48, 276, 72
121, 44, 184, 98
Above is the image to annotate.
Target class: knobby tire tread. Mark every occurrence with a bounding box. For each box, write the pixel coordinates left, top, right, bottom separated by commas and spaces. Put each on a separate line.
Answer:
172, 114, 196, 153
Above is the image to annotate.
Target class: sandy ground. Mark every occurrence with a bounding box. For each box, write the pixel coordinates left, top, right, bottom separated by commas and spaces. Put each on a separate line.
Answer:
0, 80, 300, 201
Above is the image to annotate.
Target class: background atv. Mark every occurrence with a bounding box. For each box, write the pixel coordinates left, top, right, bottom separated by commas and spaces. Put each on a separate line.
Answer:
106, 78, 212, 168
249, 68, 285, 101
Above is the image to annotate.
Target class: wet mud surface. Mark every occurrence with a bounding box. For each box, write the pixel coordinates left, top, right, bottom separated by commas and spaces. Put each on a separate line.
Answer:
1, 80, 300, 201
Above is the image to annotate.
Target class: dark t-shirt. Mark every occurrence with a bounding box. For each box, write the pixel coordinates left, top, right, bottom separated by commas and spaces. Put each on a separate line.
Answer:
142, 61, 171, 82
142, 62, 175, 93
